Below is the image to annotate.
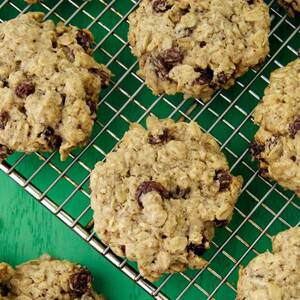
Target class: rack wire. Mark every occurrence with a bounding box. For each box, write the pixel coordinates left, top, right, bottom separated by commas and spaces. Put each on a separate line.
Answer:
0, 0, 299, 299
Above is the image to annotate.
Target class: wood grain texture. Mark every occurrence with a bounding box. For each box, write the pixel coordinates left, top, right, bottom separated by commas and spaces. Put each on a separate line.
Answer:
0, 171, 152, 300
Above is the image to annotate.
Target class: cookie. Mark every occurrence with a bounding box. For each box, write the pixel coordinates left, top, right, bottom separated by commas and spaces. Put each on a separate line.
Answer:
237, 227, 300, 300
128, 0, 270, 102
0, 12, 111, 161
278, 0, 300, 17
90, 116, 243, 281
250, 57, 300, 197
0, 254, 104, 300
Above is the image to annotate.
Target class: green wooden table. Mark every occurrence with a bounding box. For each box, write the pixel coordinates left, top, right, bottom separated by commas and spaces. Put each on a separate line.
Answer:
0, 172, 151, 300
0, 1, 299, 300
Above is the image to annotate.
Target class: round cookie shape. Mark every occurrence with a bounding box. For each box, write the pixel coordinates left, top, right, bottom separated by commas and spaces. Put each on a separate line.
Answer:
0, 12, 111, 161
0, 255, 104, 300
90, 117, 243, 281
251, 57, 300, 197
128, 0, 270, 102
278, 0, 300, 17
237, 227, 300, 300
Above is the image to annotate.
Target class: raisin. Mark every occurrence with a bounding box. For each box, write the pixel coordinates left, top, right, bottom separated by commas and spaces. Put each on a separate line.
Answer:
194, 67, 214, 84
43, 127, 62, 149
172, 186, 191, 199
70, 268, 92, 297
52, 135, 62, 149
199, 41, 206, 48
120, 245, 126, 253
0, 112, 9, 129
217, 72, 228, 84
148, 128, 173, 145
2, 80, 8, 88
52, 40, 57, 48
89, 68, 110, 88
153, 47, 184, 78
15, 81, 35, 98
44, 126, 54, 137
0, 284, 9, 296
291, 156, 296, 162
249, 141, 265, 157
152, 0, 172, 12
76, 30, 92, 50
0, 144, 13, 160
86, 99, 97, 115
289, 116, 300, 138
187, 239, 207, 256
152, 57, 169, 78
208, 82, 217, 89
18, 106, 26, 114
247, 0, 254, 4
215, 170, 232, 192
214, 219, 228, 227
259, 167, 268, 175
135, 181, 170, 208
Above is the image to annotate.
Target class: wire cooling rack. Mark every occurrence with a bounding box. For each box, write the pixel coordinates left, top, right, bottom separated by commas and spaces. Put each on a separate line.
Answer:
0, 0, 299, 299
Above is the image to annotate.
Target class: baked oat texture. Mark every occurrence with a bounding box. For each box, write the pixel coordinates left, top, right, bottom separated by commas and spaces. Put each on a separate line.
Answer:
128, 0, 270, 102
278, 0, 300, 17
237, 227, 300, 300
90, 116, 243, 281
0, 12, 111, 161
251, 57, 300, 198
0, 255, 104, 300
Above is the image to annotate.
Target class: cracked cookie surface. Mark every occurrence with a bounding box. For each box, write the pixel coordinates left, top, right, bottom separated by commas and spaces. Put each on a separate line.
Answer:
90, 116, 243, 281
237, 227, 300, 300
128, 0, 270, 101
0, 12, 110, 161
0, 255, 104, 300
251, 57, 300, 198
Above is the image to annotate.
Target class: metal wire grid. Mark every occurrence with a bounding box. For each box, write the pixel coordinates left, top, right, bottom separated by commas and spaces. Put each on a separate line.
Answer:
0, 0, 299, 299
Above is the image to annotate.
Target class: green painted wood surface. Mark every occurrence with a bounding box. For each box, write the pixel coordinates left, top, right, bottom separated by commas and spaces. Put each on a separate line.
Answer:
0, 1, 299, 299
0, 172, 151, 300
